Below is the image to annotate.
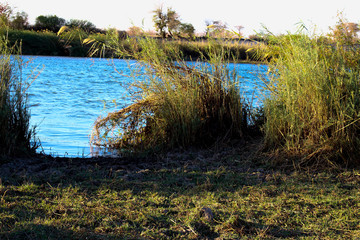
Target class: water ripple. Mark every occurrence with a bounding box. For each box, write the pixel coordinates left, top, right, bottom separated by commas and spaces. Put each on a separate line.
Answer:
24, 56, 267, 157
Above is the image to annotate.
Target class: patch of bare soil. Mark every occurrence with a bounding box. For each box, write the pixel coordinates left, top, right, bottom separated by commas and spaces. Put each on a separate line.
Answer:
0, 137, 265, 184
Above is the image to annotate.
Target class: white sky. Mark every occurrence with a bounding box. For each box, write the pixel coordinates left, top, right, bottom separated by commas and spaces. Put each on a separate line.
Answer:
5, 0, 360, 37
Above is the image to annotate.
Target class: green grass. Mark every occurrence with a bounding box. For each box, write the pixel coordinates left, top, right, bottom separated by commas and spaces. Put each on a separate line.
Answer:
0, 151, 359, 239
259, 32, 360, 167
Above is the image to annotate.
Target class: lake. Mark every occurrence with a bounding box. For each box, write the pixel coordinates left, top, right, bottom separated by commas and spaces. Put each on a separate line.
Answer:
24, 56, 267, 157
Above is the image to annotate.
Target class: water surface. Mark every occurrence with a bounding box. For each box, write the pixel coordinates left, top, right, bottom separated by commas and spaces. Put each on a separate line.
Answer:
24, 56, 266, 157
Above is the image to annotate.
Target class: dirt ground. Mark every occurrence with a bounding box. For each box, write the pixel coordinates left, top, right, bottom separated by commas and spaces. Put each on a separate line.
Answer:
0, 137, 267, 185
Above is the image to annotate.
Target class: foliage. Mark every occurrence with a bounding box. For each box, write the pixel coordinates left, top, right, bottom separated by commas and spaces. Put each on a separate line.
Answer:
152, 6, 168, 38
0, 34, 38, 158
84, 28, 129, 58
34, 15, 66, 32
206, 20, 231, 38
10, 11, 29, 30
90, 35, 252, 152
5, 29, 65, 56
66, 19, 96, 32
57, 26, 90, 56
0, 2, 11, 27
259, 30, 360, 167
127, 26, 144, 36
179, 23, 195, 38
173, 39, 257, 62
328, 13, 359, 45
152, 6, 183, 38
166, 8, 181, 37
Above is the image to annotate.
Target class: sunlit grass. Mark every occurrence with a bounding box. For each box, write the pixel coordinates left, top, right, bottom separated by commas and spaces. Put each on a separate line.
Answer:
259, 32, 360, 167
0, 155, 359, 239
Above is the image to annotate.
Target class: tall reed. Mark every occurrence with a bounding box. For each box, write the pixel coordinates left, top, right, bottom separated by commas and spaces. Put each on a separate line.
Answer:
0, 36, 37, 159
260, 32, 360, 167
90, 36, 252, 152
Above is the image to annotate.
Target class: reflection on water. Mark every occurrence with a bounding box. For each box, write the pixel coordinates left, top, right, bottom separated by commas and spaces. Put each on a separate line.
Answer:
24, 56, 267, 157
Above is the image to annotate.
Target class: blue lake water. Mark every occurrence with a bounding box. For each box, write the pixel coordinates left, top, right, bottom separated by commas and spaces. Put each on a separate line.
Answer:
24, 56, 267, 157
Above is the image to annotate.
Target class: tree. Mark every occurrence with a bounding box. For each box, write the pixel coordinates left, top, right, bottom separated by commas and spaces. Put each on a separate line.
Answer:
127, 26, 144, 37
0, 3, 12, 27
166, 8, 181, 37
35, 15, 65, 32
153, 6, 167, 38
234, 25, 244, 37
330, 21, 359, 44
205, 19, 212, 37
206, 20, 228, 38
152, 6, 182, 38
329, 12, 359, 45
10, 11, 29, 30
66, 19, 96, 32
179, 23, 195, 38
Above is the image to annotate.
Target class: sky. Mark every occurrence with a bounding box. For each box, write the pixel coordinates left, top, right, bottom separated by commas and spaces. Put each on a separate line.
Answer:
5, 0, 360, 37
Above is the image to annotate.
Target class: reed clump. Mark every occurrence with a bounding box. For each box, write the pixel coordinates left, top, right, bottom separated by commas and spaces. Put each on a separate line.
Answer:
0, 36, 38, 159
260, 32, 360, 167
90, 37, 253, 152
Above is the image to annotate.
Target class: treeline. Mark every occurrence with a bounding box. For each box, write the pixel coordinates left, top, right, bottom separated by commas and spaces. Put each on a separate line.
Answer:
0, 3, 262, 60
2, 27, 258, 60
0, 3, 103, 33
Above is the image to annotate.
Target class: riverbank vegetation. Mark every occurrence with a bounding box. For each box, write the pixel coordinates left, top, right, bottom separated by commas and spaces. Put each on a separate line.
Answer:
259, 25, 360, 168
0, 3, 258, 60
1, 2, 360, 238
90, 35, 260, 154
89, 17, 360, 168
4, 27, 257, 60
0, 34, 38, 160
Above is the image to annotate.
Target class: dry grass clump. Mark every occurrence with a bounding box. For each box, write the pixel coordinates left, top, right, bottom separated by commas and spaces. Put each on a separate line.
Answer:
90, 37, 252, 152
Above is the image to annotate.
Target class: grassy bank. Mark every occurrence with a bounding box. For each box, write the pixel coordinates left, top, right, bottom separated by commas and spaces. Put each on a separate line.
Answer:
3, 28, 257, 61
0, 150, 359, 239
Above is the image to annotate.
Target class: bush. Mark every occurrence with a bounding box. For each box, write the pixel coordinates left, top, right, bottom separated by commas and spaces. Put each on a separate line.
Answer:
90, 36, 254, 153
6, 29, 65, 56
0, 35, 38, 159
260, 32, 360, 167
172, 40, 257, 62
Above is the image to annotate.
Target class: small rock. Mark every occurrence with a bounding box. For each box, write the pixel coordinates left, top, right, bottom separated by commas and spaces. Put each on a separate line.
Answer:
201, 207, 214, 222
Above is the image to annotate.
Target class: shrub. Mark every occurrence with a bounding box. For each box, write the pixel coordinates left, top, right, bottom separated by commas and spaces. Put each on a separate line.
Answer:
260, 32, 360, 167
5, 29, 65, 56
90, 36, 253, 153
